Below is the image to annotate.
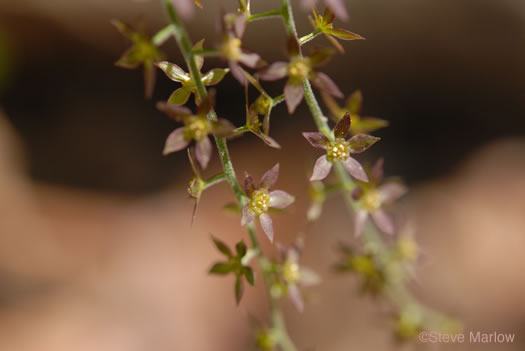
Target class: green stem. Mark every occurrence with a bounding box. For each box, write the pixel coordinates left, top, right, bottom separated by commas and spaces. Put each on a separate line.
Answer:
163, 2, 297, 350
298, 28, 322, 45
204, 173, 226, 190
248, 9, 283, 22
281, 0, 453, 334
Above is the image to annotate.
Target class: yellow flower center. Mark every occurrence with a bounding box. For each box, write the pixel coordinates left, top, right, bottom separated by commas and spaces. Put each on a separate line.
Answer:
361, 189, 382, 212
326, 138, 350, 162
288, 58, 310, 82
282, 260, 301, 284
184, 117, 209, 141
221, 37, 242, 61
250, 188, 270, 215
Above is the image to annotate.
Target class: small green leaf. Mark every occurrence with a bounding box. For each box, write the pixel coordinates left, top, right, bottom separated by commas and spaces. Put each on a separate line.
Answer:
202, 68, 230, 86
209, 262, 233, 275
326, 28, 365, 41
157, 61, 190, 82
243, 267, 255, 286
235, 276, 244, 304
235, 240, 247, 257
346, 90, 363, 115
211, 236, 233, 258
168, 86, 193, 105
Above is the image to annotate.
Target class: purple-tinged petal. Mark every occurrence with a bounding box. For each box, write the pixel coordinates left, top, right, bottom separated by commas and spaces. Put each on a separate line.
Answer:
259, 62, 288, 81
370, 157, 384, 183
371, 209, 395, 235
260, 163, 279, 189
156, 102, 192, 121
326, 0, 348, 21
342, 156, 368, 182
163, 127, 190, 155
288, 284, 304, 312
269, 190, 295, 209
259, 213, 274, 242
299, 268, 321, 287
172, 0, 195, 19
378, 183, 408, 204
229, 61, 247, 86
302, 132, 330, 149
195, 137, 212, 169
347, 134, 380, 153
252, 131, 281, 149
211, 118, 235, 138
239, 51, 263, 68
241, 204, 255, 226
334, 112, 351, 139
310, 155, 333, 181
307, 202, 323, 222
308, 47, 335, 67
310, 72, 343, 98
284, 81, 304, 114
354, 209, 368, 237
244, 172, 256, 197
234, 14, 247, 38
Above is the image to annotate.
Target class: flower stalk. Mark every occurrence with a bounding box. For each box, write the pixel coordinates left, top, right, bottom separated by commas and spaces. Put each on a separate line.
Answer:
162, 1, 297, 349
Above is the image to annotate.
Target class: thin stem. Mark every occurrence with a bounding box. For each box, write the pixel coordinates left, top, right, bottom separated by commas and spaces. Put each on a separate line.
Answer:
163, 2, 297, 350
248, 9, 283, 22
163, 0, 244, 201
298, 28, 322, 45
280, 0, 448, 331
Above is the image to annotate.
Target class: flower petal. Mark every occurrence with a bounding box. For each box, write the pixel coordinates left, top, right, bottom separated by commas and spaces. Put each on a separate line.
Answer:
378, 183, 408, 204
354, 209, 368, 237
239, 51, 263, 68
310, 155, 333, 181
156, 102, 192, 121
308, 47, 335, 67
244, 172, 256, 197
269, 190, 295, 209
334, 112, 351, 139
310, 72, 343, 98
259, 213, 274, 242
259, 62, 289, 81
211, 118, 235, 138
284, 81, 304, 114
326, 0, 348, 21
241, 204, 255, 226
288, 284, 304, 312
326, 28, 364, 41
346, 90, 363, 115
201, 68, 230, 86
371, 209, 395, 235
287, 36, 300, 57
347, 134, 380, 153
234, 14, 247, 38
163, 127, 190, 155
252, 131, 282, 149
172, 0, 195, 19
370, 157, 384, 183
260, 163, 280, 189
229, 61, 247, 86
156, 61, 190, 82
143, 60, 156, 99
300, 267, 321, 287
302, 132, 330, 149
342, 156, 368, 182
115, 47, 141, 69
307, 202, 323, 222
192, 39, 205, 70
168, 86, 192, 105
195, 137, 212, 169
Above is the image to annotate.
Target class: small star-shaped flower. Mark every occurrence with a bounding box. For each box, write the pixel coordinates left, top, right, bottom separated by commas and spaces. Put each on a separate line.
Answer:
259, 37, 343, 113
157, 93, 235, 169
156, 40, 230, 105
303, 112, 379, 182
301, 0, 349, 21
241, 164, 295, 242
351, 158, 408, 236
310, 7, 364, 53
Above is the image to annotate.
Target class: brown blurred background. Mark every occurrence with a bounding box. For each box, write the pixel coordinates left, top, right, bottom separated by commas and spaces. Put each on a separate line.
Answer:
0, 0, 524, 350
